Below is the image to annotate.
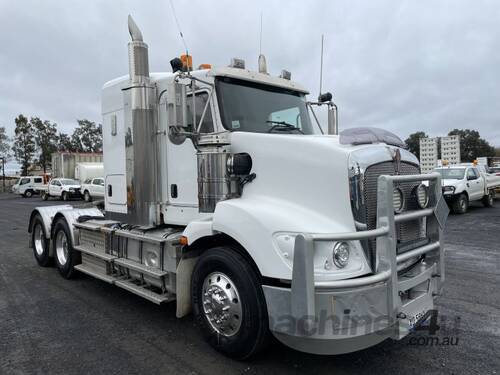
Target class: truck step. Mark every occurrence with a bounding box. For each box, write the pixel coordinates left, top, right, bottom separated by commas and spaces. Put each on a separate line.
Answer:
74, 245, 116, 262
113, 258, 168, 278
75, 264, 116, 284
114, 279, 174, 304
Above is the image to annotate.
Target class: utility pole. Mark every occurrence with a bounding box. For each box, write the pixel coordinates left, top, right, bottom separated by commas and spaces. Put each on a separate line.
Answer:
0, 157, 5, 192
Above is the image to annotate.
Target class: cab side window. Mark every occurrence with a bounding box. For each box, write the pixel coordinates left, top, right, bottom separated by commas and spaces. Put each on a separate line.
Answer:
186, 92, 214, 133
34, 177, 42, 184
20, 178, 30, 185
467, 169, 477, 180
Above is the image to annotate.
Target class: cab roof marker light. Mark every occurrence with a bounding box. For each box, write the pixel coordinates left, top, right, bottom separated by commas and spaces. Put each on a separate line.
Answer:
229, 58, 245, 69
280, 70, 291, 80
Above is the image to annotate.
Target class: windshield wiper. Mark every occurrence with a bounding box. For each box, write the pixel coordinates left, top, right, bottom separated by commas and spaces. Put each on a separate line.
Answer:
266, 120, 304, 134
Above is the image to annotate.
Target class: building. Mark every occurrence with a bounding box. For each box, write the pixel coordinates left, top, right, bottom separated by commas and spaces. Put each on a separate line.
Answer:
51, 152, 103, 179
440, 135, 460, 165
419, 137, 438, 173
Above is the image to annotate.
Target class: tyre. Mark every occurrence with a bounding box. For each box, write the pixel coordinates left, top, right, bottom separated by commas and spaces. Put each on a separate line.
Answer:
191, 246, 268, 359
452, 193, 469, 214
32, 215, 52, 267
83, 190, 92, 202
482, 190, 494, 207
61, 191, 69, 201
53, 218, 80, 279
24, 190, 33, 198
42, 192, 49, 201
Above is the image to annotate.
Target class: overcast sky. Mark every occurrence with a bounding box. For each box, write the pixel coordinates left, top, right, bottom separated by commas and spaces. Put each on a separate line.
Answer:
1, 0, 499, 152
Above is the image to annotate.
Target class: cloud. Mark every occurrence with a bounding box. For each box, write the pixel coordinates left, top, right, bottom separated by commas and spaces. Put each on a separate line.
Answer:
1, 0, 499, 145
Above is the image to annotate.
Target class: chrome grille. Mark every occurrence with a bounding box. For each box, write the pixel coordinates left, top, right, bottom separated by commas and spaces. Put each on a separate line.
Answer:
363, 161, 426, 253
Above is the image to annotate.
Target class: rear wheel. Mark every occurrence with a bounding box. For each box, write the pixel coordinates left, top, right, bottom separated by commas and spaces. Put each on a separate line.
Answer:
482, 190, 495, 207
191, 246, 268, 359
53, 219, 80, 279
41, 191, 49, 201
61, 191, 69, 201
83, 190, 92, 202
32, 215, 51, 267
452, 193, 469, 214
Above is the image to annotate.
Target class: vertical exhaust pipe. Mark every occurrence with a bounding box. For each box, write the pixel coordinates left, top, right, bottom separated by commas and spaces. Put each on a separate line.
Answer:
123, 15, 159, 226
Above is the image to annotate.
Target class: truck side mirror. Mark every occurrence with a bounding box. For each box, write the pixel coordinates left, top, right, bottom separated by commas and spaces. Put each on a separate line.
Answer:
167, 81, 188, 144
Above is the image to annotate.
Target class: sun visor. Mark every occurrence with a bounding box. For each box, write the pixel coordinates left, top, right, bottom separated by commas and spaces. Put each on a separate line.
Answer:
339, 127, 405, 148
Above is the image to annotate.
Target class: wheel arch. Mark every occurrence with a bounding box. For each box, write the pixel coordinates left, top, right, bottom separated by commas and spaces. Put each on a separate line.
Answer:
186, 232, 263, 279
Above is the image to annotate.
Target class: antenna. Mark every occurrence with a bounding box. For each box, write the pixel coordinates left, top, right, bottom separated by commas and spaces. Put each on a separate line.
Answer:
319, 34, 324, 97
169, 0, 189, 56
259, 12, 263, 55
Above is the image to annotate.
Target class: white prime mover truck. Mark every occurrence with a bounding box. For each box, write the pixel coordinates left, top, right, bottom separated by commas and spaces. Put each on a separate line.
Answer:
28, 16, 448, 359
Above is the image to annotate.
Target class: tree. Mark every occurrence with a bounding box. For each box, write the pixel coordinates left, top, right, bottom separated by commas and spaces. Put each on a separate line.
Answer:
71, 119, 102, 152
0, 126, 10, 159
57, 132, 75, 152
32, 117, 58, 173
404, 131, 428, 159
448, 129, 495, 162
12, 115, 36, 175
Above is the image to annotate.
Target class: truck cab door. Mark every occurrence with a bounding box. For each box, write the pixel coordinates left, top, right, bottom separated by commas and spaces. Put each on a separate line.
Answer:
166, 91, 214, 209
466, 168, 482, 199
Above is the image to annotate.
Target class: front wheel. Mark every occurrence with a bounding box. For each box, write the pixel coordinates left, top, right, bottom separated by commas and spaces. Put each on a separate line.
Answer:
24, 190, 33, 198
452, 193, 469, 214
53, 219, 80, 279
482, 190, 495, 207
191, 246, 269, 359
83, 190, 92, 202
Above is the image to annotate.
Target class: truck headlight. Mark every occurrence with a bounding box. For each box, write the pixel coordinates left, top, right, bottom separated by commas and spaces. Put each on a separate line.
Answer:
414, 184, 429, 208
69, 188, 75, 193
393, 187, 404, 213
144, 251, 158, 268
332, 242, 350, 268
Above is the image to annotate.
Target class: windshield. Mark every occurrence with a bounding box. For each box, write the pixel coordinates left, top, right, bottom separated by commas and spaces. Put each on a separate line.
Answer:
216, 77, 318, 134
60, 179, 78, 185
434, 168, 466, 180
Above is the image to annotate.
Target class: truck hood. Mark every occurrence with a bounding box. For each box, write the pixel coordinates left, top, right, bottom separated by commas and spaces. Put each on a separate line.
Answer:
227, 132, 400, 233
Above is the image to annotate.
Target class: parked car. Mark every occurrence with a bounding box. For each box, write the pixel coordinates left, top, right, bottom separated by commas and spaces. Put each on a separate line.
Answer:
434, 165, 500, 214
488, 166, 500, 176
11, 176, 47, 197
81, 177, 105, 202
40, 178, 82, 201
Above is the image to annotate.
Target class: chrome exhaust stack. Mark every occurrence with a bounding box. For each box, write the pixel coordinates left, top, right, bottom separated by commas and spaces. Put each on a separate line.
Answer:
122, 15, 159, 226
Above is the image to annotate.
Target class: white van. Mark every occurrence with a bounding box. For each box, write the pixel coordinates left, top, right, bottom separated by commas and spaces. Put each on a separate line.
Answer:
11, 176, 46, 197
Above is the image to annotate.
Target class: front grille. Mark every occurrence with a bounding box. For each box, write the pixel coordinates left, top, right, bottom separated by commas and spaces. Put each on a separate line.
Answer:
363, 161, 426, 254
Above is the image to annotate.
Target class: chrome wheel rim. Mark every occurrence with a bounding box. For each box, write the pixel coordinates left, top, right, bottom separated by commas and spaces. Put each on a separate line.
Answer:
202, 272, 242, 337
33, 224, 45, 256
56, 231, 69, 266
460, 198, 466, 210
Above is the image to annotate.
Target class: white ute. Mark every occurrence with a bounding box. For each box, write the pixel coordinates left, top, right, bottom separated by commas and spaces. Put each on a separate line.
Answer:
81, 177, 105, 202
434, 164, 500, 214
40, 178, 82, 201
27, 16, 449, 359
12, 176, 46, 197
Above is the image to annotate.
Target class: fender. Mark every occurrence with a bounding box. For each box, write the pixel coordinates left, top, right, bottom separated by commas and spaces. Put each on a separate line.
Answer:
184, 196, 369, 281
50, 207, 104, 245
28, 206, 103, 245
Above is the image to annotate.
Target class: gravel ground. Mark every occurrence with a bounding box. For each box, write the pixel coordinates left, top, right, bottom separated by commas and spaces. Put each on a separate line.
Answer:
0, 193, 499, 374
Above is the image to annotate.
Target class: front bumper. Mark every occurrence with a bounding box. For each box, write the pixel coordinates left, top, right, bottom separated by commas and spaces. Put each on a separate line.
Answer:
263, 173, 449, 355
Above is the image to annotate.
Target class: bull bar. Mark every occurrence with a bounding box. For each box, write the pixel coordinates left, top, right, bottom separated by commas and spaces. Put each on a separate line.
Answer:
263, 172, 449, 354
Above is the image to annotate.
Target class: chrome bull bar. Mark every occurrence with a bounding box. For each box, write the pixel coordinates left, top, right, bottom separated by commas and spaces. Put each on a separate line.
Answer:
291, 172, 448, 328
